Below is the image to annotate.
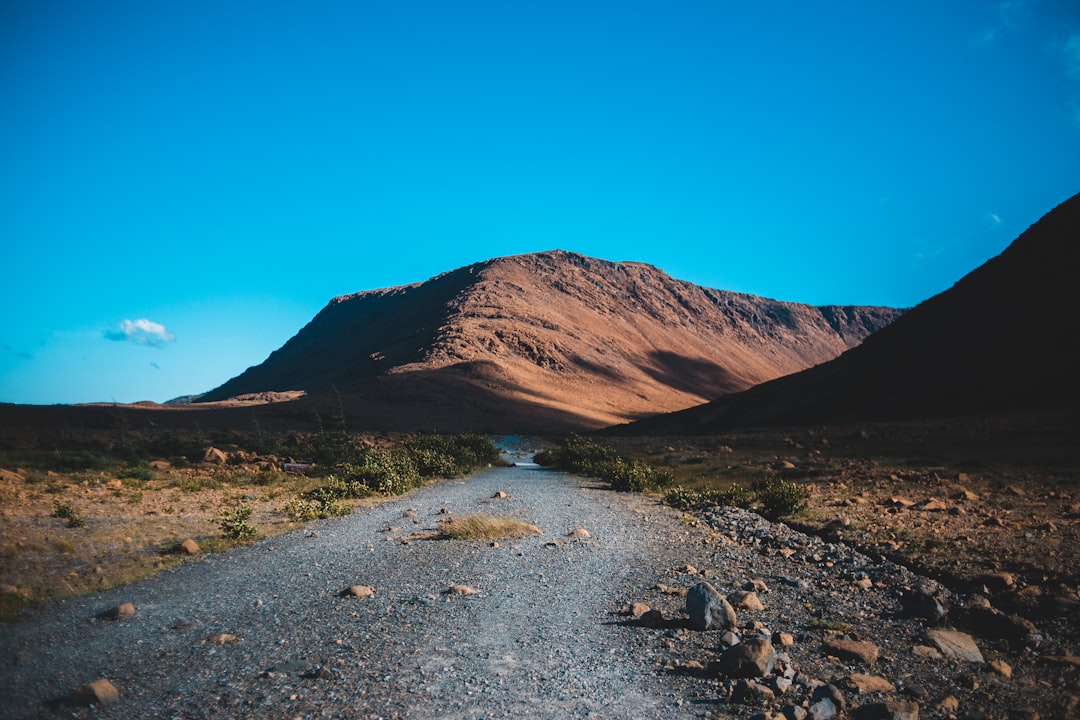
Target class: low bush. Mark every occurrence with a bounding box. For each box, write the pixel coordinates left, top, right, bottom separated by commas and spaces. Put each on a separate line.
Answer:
52, 501, 85, 528
216, 505, 257, 540
537, 436, 674, 493
663, 476, 806, 518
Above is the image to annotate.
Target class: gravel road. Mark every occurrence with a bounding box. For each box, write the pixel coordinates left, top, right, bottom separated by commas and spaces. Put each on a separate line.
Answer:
1, 458, 713, 719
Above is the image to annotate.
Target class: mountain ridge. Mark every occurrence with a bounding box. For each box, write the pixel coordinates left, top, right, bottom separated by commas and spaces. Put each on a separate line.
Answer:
199, 250, 901, 432
612, 192, 1080, 434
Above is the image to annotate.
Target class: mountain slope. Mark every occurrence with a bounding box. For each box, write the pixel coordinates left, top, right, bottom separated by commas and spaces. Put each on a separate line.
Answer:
615, 193, 1080, 434
200, 251, 899, 432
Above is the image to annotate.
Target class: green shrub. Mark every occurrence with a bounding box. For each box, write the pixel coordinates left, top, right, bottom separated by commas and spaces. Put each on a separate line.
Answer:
752, 476, 808, 519
118, 466, 152, 482
216, 505, 257, 540
542, 436, 673, 493
52, 501, 85, 528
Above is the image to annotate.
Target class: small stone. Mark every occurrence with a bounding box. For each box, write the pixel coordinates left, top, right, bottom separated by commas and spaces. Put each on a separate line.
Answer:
207, 633, 238, 644
340, 585, 375, 598
201, 447, 227, 465
629, 602, 651, 619
899, 589, 947, 621
568, 528, 591, 538
823, 639, 880, 664
490, 541, 499, 548
714, 636, 776, 678
774, 676, 793, 694
814, 684, 847, 712
104, 602, 136, 620
840, 673, 896, 694
923, 629, 984, 663
493, 491, 509, 499
984, 517, 1007, 527
854, 578, 873, 590
937, 696, 960, 712
149, 459, 171, 470
782, 705, 809, 720
402, 510, 417, 518
889, 497, 916, 508
918, 499, 947, 511
851, 701, 920, 720
728, 590, 765, 611
990, 659, 1013, 678
774, 632, 795, 647
180, 539, 200, 555
682, 564, 699, 574
686, 581, 737, 631
911, 645, 942, 659
808, 698, 838, 720
721, 631, 741, 648
68, 679, 119, 707
447, 584, 477, 595
745, 579, 770, 593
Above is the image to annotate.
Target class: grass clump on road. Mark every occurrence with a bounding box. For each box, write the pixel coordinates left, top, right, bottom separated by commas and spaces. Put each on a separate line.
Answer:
437, 514, 542, 540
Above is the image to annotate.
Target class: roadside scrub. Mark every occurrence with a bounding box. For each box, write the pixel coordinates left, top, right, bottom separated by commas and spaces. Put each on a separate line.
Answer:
534, 435, 674, 492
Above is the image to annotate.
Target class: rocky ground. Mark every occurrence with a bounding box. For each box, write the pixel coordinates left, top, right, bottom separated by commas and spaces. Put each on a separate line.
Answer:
1, 432, 1077, 719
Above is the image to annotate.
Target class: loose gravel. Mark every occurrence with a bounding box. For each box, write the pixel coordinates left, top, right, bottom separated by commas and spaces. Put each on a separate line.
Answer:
0, 462, 713, 719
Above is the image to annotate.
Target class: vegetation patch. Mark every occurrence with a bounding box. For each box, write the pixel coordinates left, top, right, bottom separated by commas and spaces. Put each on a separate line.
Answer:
663, 476, 807, 519
535, 435, 674, 493
436, 514, 542, 540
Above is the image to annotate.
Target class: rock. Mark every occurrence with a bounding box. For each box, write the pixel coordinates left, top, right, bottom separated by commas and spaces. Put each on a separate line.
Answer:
774, 632, 795, 647
447, 584, 477, 595
937, 696, 959, 712
955, 606, 1038, 646
899, 589, 947, 621
923, 629, 984, 663
172, 538, 200, 555
340, 585, 375, 598
492, 491, 509, 499
854, 577, 873, 590
655, 583, 688, 596
822, 639, 880, 664
773, 676, 793, 695
721, 631, 740, 648
686, 581, 737, 631
990, 659, 1012, 677
728, 590, 765, 611
629, 602, 651, 619
207, 633, 238, 644
918, 499, 947, 511
814, 684, 847, 712
851, 701, 920, 720
568, 528, 591, 538
103, 602, 136, 620
911, 644, 942, 659
638, 609, 666, 628
733, 679, 776, 703
201, 447, 227, 465
782, 705, 809, 720
889, 497, 916, 508
1042, 655, 1080, 667
745, 579, 770, 593
402, 510, 418, 518
149, 459, 171, 470
840, 673, 896, 694
682, 564, 699, 574
67, 679, 119, 707
714, 636, 776, 678
977, 572, 1016, 591
808, 698, 838, 720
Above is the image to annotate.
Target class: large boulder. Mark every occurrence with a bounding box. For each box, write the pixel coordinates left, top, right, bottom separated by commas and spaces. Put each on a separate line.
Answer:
713, 636, 776, 678
686, 581, 737, 631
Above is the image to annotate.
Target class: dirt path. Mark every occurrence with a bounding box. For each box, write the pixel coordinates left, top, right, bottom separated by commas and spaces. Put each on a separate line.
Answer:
1, 463, 712, 719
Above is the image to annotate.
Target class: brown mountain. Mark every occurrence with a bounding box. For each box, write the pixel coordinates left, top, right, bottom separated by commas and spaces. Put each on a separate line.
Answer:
198, 251, 900, 433
615, 193, 1080, 435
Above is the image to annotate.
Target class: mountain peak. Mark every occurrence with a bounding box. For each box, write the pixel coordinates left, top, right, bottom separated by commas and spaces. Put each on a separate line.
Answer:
200, 251, 902, 432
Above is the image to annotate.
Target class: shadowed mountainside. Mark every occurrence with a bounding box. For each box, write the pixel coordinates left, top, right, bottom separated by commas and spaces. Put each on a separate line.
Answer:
613, 192, 1080, 435
196, 251, 901, 432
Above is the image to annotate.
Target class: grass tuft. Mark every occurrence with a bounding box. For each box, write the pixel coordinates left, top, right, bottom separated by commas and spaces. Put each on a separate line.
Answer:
436, 514, 542, 540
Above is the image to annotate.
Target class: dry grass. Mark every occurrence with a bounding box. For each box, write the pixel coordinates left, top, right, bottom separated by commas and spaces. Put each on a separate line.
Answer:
436, 514, 542, 540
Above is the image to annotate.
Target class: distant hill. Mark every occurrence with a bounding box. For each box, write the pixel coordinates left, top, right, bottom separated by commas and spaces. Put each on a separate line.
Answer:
198, 251, 901, 432
614, 193, 1080, 435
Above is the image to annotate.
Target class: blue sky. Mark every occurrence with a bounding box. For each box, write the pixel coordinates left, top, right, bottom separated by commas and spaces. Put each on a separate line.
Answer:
2, 0, 1079, 405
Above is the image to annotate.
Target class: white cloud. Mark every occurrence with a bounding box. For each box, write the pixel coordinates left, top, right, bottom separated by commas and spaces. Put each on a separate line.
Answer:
104, 318, 176, 347
984, 211, 1003, 227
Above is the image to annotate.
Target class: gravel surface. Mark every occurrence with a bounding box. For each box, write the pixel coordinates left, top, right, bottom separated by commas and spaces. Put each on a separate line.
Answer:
0, 461, 711, 719
4, 453, 1076, 719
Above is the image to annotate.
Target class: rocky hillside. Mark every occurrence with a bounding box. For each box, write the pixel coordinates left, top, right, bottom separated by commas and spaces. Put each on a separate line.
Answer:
199, 251, 901, 432
616, 193, 1080, 434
